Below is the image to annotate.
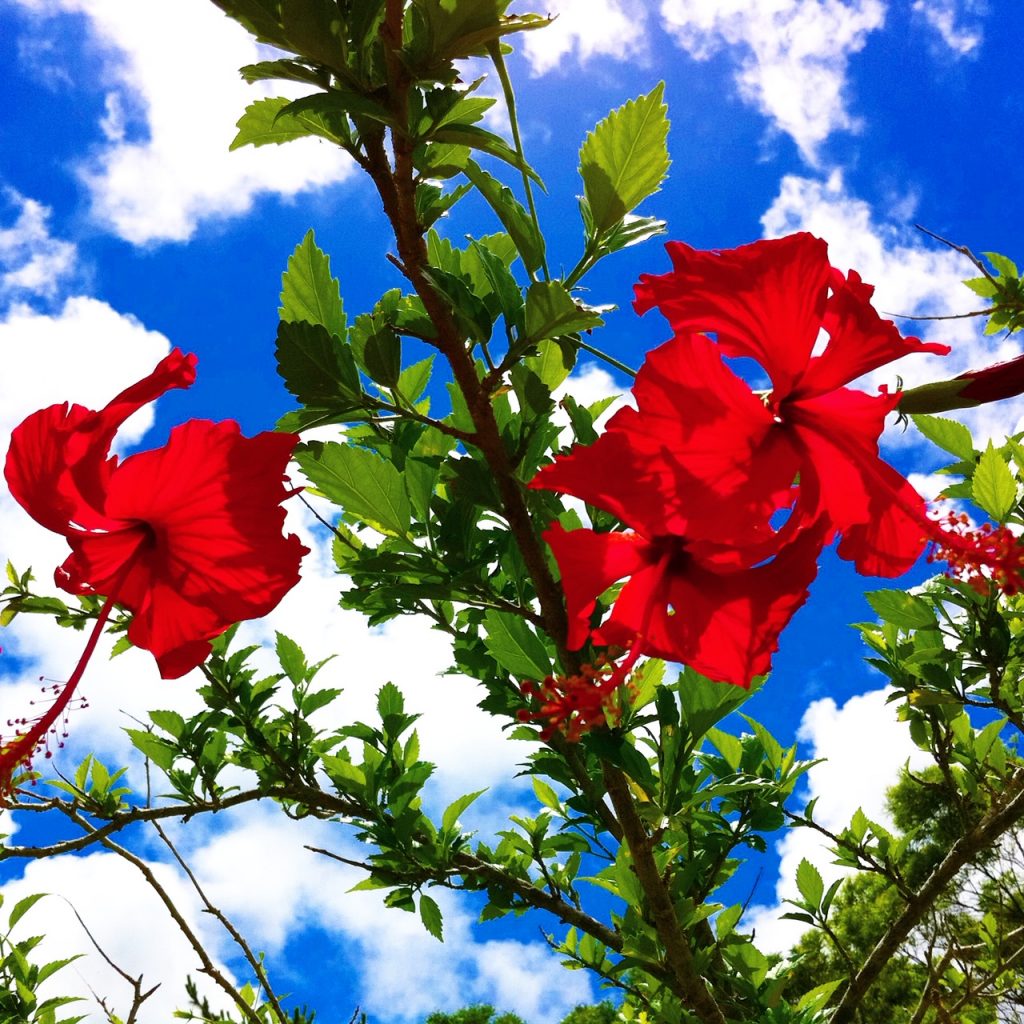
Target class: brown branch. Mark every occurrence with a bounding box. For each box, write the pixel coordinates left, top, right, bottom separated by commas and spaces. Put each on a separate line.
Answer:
65, 899, 160, 1024
602, 763, 727, 1024
94, 830, 266, 1024
831, 769, 1024, 1024
152, 820, 289, 1024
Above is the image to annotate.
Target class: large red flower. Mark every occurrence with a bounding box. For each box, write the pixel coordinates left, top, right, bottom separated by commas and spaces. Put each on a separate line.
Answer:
5, 349, 307, 677
631, 232, 951, 576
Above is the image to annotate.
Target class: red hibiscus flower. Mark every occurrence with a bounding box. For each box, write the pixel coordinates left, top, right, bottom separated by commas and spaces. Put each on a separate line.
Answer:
530, 518, 824, 688
632, 232, 951, 576
2, 349, 307, 786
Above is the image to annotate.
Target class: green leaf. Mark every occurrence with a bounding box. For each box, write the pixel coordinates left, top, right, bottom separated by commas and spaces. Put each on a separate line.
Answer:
528, 339, 577, 395
398, 356, 434, 402
706, 727, 742, 770
148, 709, 185, 740
295, 441, 411, 537
795, 858, 824, 908
239, 58, 330, 88
362, 326, 402, 388
462, 160, 545, 275
275, 632, 308, 684
378, 681, 404, 719
973, 442, 1018, 521
8, 893, 46, 930
442, 789, 486, 832
482, 609, 552, 680
419, 893, 444, 941
579, 82, 670, 234
276, 321, 362, 407
280, 229, 347, 338
532, 777, 561, 812
230, 96, 315, 149
524, 281, 604, 343
677, 667, 753, 741
911, 413, 975, 461
866, 590, 938, 630
985, 251, 1019, 278
125, 730, 178, 772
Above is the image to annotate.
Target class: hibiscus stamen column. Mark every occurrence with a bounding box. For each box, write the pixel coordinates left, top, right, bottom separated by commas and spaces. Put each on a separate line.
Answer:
0, 580, 123, 791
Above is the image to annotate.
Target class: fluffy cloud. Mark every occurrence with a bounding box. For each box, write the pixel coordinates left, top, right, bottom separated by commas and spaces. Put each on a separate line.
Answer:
761, 170, 1024, 445
520, 0, 650, 75
0, 190, 77, 300
2, 853, 237, 1022
10, 0, 352, 244
659, 0, 885, 163
912, 0, 984, 56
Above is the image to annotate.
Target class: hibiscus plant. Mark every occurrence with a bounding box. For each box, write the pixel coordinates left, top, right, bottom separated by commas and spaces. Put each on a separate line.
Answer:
4, 4, 1024, 1024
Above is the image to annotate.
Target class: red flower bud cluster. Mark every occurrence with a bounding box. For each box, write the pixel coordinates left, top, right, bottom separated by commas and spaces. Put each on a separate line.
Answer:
518, 656, 629, 742
928, 511, 1024, 596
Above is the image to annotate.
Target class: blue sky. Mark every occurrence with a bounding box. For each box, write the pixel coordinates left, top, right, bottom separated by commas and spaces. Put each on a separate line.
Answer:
1, 0, 1022, 1021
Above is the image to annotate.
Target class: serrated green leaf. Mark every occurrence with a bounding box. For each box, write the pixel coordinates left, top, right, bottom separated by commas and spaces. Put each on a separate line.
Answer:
280, 229, 347, 338
532, 777, 561, 812
866, 590, 938, 630
579, 83, 670, 234
378, 681, 404, 719
985, 251, 1019, 278
523, 337, 575, 390
239, 58, 330, 88
442, 789, 486, 832
963, 275, 999, 299
276, 320, 362, 408
148, 709, 185, 740
124, 730, 177, 772
8, 893, 46, 930
524, 281, 603, 343
295, 441, 411, 536
275, 632, 308, 684
911, 413, 975, 461
419, 893, 443, 941
230, 96, 313, 149
795, 858, 824, 908
482, 610, 552, 680
973, 442, 1018, 521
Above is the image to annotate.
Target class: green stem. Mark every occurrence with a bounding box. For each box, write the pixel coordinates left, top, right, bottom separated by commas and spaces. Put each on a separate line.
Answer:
574, 336, 637, 378
487, 40, 548, 283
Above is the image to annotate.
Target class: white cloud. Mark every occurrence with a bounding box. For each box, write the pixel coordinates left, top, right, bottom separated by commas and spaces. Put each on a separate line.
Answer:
0, 191, 77, 300
760, 170, 1024, 446
179, 804, 597, 1024
521, 0, 649, 76
2, 853, 237, 1022
659, 0, 885, 163
10, 0, 353, 244
745, 688, 929, 952
912, 0, 984, 56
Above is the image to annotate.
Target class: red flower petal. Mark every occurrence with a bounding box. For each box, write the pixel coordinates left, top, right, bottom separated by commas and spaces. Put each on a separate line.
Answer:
71, 420, 308, 677
634, 234, 830, 396
802, 268, 949, 397
541, 524, 653, 650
